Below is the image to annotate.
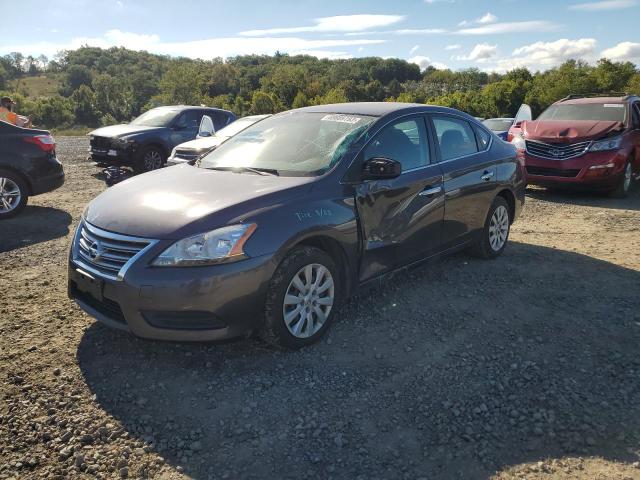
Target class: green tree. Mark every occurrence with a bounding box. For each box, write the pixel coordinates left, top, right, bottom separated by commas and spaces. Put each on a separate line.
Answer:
250, 91, 278, 114
291, 91, 308, 109
71, 85, 100, 126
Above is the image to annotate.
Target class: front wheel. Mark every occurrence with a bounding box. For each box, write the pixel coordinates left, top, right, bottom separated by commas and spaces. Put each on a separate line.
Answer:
468, 196, 511, 259
608, 159, 633, 198
0, 170, 28, 219
260, 247, 340, 349
133, 146, 165, 174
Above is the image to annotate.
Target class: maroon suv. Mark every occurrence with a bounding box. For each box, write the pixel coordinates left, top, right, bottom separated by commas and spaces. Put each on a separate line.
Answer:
508, 95, 640, 196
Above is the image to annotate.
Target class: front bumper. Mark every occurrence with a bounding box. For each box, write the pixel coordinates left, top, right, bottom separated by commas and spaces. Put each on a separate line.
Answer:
68, 251, 279, 341
524, 149, 628, 189
88, 145, 135, 165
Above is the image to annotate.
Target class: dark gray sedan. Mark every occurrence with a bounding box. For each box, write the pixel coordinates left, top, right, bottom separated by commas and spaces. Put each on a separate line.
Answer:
68, 103, 525, 349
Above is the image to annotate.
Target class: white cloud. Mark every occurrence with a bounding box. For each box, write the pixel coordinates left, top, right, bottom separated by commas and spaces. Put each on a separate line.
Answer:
393, 28, 447, 35
292, 50, 352, 59
410, 45, 420, 55
483, 38, 598, 72
445, 44, 461, 50
457, 43, 498, 62
424, 0, 455, 3
408, 55, 448, 71
568, 0, 637, 10
457, 20, 558, 35
0, 30, 385, 60
477, 13, 498, 24
239, 14, 404, 36
601, 41, 640, 61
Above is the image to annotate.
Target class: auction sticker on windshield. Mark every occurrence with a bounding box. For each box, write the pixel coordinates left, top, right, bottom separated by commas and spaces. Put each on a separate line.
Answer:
321, 114, 362, 124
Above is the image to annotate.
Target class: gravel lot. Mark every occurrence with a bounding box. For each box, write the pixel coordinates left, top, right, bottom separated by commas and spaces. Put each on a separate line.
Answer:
1, 136, 640, 480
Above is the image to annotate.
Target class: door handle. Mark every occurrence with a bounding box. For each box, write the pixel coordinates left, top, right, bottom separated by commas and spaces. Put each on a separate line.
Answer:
419, 185, 442, 197
481, 171, 495, 181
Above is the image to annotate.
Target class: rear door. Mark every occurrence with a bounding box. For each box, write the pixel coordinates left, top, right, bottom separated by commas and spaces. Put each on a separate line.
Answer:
428, 114, 497, 248
354, 115, 444, 281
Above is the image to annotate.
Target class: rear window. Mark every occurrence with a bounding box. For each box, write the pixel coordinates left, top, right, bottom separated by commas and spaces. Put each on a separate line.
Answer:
538, 103, 626, 123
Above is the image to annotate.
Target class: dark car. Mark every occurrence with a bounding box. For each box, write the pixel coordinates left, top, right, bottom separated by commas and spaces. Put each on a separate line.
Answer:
68, 103, 524, 349
0, 121, 64, 219
482, 117, 515, 141
87, 106, 236, 173
508, 94, 640, 196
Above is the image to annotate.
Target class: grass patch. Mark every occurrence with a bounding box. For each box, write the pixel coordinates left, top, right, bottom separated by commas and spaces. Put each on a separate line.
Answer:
51, 126, 92, 136
9, 75, 60, 97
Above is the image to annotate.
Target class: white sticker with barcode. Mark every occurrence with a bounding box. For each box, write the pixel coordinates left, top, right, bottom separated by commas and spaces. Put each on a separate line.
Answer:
603, 104, 624, 108
321, 114, 362, 124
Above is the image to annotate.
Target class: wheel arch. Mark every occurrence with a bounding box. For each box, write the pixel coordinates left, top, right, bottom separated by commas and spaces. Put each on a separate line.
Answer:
496, 188, 516, 224
292, 235, 355, 299
0, 165, 33, 195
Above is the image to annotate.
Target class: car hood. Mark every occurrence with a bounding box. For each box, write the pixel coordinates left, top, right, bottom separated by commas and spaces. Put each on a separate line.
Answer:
89, 124, 164, 139
175, 136, 226, 151
84, 165, 314, 239
522, 120, 623, 143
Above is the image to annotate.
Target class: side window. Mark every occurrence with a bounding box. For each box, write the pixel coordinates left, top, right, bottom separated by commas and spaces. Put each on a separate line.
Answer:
176, 110, 201, 129
213, 112, 231, 130
632, 103, 640, 130
432, 116, 479, 161
474, 125, 491, 151
363, 118, 429, 171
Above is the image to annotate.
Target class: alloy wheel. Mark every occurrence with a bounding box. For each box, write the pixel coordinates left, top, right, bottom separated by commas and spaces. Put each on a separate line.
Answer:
143, 150, 163, 171
0, 177, 21, 213
488, 205, 509, 252
282, 263, 334, 339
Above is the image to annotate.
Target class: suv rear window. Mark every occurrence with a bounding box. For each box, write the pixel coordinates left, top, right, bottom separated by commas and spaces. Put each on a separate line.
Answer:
538, 103, 626, 123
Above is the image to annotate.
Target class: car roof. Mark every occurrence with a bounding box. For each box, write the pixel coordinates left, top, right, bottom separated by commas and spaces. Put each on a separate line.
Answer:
152, 105, 232, 113
558, 96, 636, 105
484, 117, 514, 121
294, 102, 475, 119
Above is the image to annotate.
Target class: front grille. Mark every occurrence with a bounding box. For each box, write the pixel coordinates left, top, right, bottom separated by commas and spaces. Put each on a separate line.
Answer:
90, 136, 111, 152
72, 286, 126, 324
525, 140, 591, 160
73, 221, 154, 280
173, 148, 200, 162
526, 166, 581, 178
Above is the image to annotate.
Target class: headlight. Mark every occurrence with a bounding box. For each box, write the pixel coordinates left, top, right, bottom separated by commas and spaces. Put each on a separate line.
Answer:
511, 134, 525, 150
152, 224, 257, 267
589, 136, 623, 152
115, 137, 136, 148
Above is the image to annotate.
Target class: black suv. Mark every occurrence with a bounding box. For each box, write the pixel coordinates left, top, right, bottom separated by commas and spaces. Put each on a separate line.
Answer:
0, 121, 64, 219
88, 106, 236, 173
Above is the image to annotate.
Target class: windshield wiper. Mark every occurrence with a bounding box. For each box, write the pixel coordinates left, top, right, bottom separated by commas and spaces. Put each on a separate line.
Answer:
205, 166, 279, 176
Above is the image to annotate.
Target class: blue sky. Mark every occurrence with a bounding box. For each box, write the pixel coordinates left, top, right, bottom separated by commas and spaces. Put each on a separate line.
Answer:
1, 0, 639, 72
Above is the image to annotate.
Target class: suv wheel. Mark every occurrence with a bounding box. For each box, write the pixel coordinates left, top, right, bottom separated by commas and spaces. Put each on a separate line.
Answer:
134, 146, 165, 173
261, 246, 339, 349
0, 170, 28, 219
469, 196, 511, 259
609, 159, 633, 198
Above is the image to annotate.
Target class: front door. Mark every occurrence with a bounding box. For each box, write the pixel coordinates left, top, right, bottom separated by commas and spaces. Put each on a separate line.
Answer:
354, 116, 445, 282
171, 110, 203, 146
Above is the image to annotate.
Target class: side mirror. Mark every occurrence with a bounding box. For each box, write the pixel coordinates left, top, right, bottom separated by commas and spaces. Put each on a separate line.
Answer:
198, 115, 215, 138
362, 157, 401, 180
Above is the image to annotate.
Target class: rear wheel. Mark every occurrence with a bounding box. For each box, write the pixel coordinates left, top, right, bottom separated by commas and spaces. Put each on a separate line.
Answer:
0, 170, 28, 219
608, 159, 633, 198
261, 246, 339, 349
468, 196, 511, 259
133, 146, 165, 173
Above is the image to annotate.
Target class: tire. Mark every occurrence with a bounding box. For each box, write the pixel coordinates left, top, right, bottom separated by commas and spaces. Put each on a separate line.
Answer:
0, 169, 28, 219
468, 196, 511, 259
133, 146, 165, 174
608, 158, 633, 198
260, 246, 340, 349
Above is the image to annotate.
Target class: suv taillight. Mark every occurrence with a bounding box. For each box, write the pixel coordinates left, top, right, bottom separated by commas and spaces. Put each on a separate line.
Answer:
24, 135, 56, 152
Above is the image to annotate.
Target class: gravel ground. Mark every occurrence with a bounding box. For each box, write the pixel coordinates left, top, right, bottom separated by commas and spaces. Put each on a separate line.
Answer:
1, 136, 640, 480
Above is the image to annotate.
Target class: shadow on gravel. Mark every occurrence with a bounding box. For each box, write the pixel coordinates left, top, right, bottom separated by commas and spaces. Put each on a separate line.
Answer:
0, 206, 72, 253
78, 241, 640, 479
526, 185, 640, 211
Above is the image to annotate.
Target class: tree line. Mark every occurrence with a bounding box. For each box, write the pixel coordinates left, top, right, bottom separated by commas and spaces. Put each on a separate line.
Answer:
1, 47, 639, 130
